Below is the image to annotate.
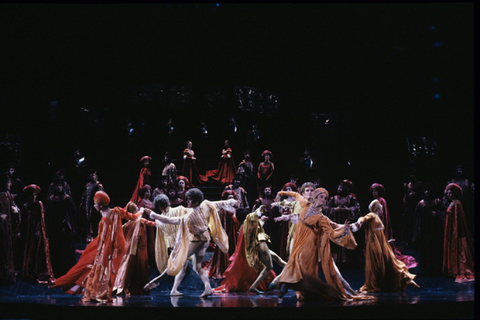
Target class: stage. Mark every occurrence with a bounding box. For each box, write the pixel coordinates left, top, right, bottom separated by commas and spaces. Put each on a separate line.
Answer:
0, 247, 475, 320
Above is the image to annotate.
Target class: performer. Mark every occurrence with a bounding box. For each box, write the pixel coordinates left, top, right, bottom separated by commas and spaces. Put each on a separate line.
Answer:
161, 152, 177, 189
274, 182, 315, 258
213, 208, 278, 293
352, 199, 420, 292
275, 188, 368, 301
0, 172, 19, 284
175, 176, 189, 202
44, 178, 77, 278
143, 188, 238, 297
237, 150, 256, 208
76, 169, 103, 243
113, 202, 156, 296
243, 205, 287, 294
442, 183, 475, 283
224, 173, 250, 210
51, 191, 143, 302
402, 167, 423, 247
252, 185, 281, 255
370, 183, 417, 269
130, 156, 152, 204
181, 141, 207, 187
137, 185, 156, 268
298, 147, 318, 184
46, 169, 72, 199
273, 182, 298, 260
412, 183, 445, 275
257, 150, 275, 198
205, 140, 236, 185
150, 194, 189, 274
324, 180, 361, 267
167, 188, 185, 208
448, 164, 474, 241
19, 185, 55, 284
204, 190, 240, 279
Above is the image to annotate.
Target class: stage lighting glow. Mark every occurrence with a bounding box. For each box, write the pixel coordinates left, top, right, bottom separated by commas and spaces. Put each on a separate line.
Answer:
433, 93, 441, 99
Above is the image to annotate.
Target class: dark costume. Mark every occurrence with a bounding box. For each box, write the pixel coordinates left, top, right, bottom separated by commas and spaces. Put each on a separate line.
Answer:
138, 197, 156, 268
412, 198, 445, 275
77, 178, 103, 243
257, 161, 274, 198
0, 189, 16, 283
20, 196, 55, 283
45, 189, 77, 278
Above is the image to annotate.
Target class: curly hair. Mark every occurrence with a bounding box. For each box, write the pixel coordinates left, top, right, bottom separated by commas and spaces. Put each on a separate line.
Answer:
154, 194, 171, 210
186, 188, 204, 205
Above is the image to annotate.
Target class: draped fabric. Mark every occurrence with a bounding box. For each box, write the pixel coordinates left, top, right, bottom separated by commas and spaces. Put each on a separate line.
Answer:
204, 208, 239, 279
442, 200, 475, 279
166, 201, 229, 276
130, 168, 151, 204
113, 218, 156, 295
20, 201, 54, 282
181, 149, 207, 187
51, 207, 141, 300
277, 191, 367, 301
205, 148, 236, 185
213, 226, 276, 293
138, 199, 156, 268
358, 213, 416, 292
154, 206, 189, 273
243, 212, 270, 274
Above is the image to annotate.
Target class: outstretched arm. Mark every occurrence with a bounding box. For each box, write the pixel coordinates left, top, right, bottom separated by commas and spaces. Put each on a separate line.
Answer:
149, 210, 182, 225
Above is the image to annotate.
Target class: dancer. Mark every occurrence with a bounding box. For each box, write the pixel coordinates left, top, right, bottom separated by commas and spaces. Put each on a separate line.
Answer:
137, 185, 156, 268
113, 202, 157, 296
243, 205, 287, 294
370, 183, 417, 269
442, 183, 475, 283
130, 156, 152, 204
252, 185, 281, 255
273, 182, 298, 260
275, 188, 366, 301
51, 191, 143, 302
352, 199, 420, 292
205, 140, 236, 185
274, 182, 315, 257
213, 208, 278, 293
143, 188, 238, 297
19, 184, 55, 284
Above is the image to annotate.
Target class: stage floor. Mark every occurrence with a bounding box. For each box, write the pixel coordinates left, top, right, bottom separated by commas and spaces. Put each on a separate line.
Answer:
0, 249, 475, 320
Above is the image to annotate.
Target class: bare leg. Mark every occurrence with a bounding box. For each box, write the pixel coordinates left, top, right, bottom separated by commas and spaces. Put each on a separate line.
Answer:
170, 262, 188, 296
269, 249, 287, 267
194, 242, 212, 297
144, 268, 169, 292
249, 242, 273, 294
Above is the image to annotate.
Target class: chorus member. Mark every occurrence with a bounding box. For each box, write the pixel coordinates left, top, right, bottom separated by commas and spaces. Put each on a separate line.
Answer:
137, 185, 156, 268
206, 140, 236, 185
162, 152, 177, 189
181, 141, 207, 187
130, 156, 152, 204
77, 169, 103, 243
273, 182, 298, 260
257, 150, 275, 198
19, 185, 55, 284
442, 183, 475, 283
224, 174, 249, 210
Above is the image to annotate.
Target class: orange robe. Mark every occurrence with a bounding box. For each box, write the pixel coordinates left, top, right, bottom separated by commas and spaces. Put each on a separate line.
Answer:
51, 207, 141, 301
358, 213, 416, 292
277, 191, 365, 301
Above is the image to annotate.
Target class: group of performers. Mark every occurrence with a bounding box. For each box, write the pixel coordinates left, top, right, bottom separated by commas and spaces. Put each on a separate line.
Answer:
0, 144, 475, 304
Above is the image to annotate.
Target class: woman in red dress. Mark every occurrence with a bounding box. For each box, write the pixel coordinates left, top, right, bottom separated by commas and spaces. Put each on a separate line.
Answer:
181, 141, 206, 187
205, 140, 236, 185
130, 156, 152, 204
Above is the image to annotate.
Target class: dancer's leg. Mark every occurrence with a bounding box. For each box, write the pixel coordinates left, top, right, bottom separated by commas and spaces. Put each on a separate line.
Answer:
249, 242, 273, 294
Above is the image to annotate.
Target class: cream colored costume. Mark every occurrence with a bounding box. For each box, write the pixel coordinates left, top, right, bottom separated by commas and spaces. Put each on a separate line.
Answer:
151, 199, 236, 276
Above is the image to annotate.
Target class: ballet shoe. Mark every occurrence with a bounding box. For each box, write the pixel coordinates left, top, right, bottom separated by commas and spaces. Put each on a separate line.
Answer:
268, 281, 278, 290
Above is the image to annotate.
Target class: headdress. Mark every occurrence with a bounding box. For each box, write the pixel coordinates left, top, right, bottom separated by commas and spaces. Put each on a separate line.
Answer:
446, 183, 463, 199
94, 191, 110, 206
23, 184, 41, 195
